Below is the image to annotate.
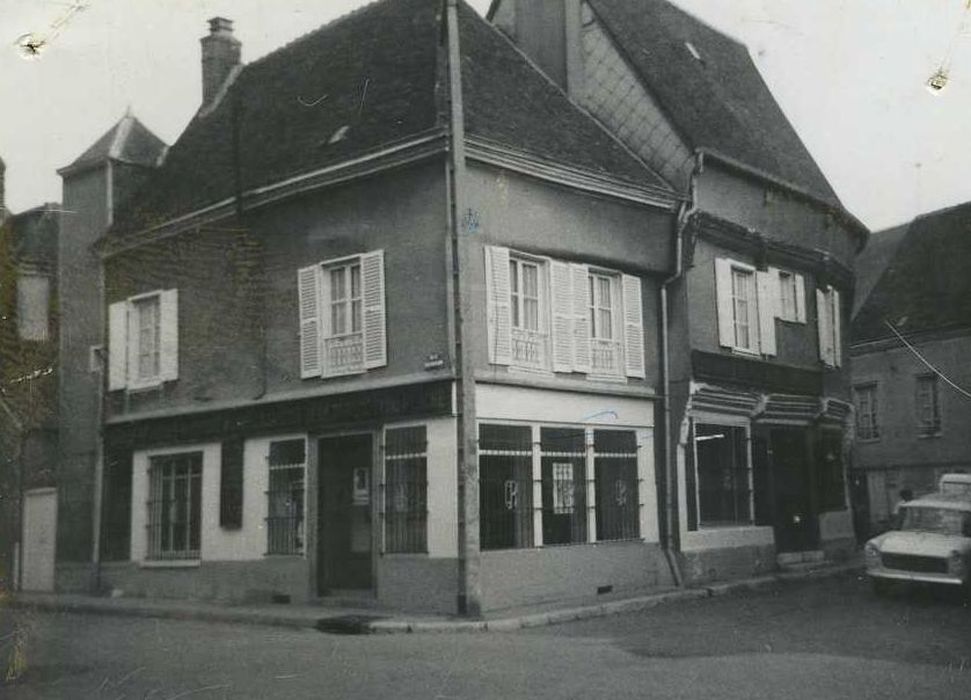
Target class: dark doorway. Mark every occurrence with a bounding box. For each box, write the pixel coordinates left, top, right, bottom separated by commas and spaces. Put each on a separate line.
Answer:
770, 428, 819, 553
317, 434, 373, 594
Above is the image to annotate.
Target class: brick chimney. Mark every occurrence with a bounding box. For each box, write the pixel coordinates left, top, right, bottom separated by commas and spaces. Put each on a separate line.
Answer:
200, 17, 241, 106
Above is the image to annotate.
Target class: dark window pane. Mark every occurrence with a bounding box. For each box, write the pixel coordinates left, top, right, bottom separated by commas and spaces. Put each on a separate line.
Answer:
594, 430, 639, 541
695, 424, 751, 527
479, 425, 533, 551
384, 426, 428, 553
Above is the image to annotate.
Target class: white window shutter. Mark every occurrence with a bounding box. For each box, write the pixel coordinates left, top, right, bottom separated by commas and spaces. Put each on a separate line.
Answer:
126, 301, 140, 386
816, 288, 832, 366
832, 288, 842, 368
298, 264, 323, 378
159, 289, 179, 381
550, 260, 574, 373
755, 270, 777, 357
107, 301, 128, 391
622, 274, 646, 378
361, 250, 388, 370
794, 273, 806, 323
571, 264, 591, 373
715, 258, 734, 348
484, 246, 512, 366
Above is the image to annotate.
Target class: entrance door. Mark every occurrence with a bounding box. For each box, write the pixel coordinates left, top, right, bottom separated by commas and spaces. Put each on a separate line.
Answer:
770, 428, 819, 553
21, 487, 57, 591
317, 435, 373, 594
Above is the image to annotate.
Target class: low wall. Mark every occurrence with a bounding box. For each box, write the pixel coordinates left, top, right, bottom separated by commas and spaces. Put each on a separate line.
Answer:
679, 544, 777, 585
377, 556, 458, 614
481, 541, 672, 613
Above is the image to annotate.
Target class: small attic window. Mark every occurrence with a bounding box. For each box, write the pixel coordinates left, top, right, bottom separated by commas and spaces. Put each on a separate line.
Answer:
684, 41, 702, 61
328, 125, 351, 145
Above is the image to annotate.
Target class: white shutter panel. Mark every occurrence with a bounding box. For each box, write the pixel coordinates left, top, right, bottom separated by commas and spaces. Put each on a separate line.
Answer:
622, 274, 646, 378
571, 264, 591, 373
832, 288, 842, 368
108, 301, 128, 390
298, 265, 322, 379
816, 288, 832, 366
550, 260, 574, 373
361, 250, 387, 370
756, 270, 777, 357
715, 258, 735, 348
127, 301, 139, 386
484, 246, 512, 366
159, 289, 179, 381
794, 273, 806, 323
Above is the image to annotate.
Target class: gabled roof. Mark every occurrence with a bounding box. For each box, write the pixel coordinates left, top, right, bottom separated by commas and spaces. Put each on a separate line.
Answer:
852, 202, 971, 343
60, 114, 167, 175
587, 0, 841, 208
112, 0, 669, 236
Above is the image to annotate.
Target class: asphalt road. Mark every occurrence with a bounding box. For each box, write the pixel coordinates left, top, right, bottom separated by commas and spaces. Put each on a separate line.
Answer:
2, 573, 969, 699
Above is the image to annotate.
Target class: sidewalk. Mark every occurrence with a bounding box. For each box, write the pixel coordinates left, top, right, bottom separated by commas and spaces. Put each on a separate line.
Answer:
6, 560, 863, 635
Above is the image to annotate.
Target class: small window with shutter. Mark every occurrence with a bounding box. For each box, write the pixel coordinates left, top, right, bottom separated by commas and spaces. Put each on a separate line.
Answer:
816, 285, 842, 368
107, 289, 179, 391
715, 257, 777, 357
298, 251, 387, 380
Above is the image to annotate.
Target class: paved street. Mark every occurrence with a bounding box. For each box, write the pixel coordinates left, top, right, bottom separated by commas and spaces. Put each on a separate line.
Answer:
2, 573, 969, 699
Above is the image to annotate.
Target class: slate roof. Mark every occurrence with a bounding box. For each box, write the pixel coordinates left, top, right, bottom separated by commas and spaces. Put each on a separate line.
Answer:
587, 0, 841, 208
112, 0, 668, 236
852, 202, 971, 343
61, 114, 167, 174
851, 222, 909, 317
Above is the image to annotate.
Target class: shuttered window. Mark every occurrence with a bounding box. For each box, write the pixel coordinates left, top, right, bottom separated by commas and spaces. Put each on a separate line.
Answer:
107, 289, 179, 391
484, 247, 645, 379
715, 258, 779, 357
816, 285, 842, 367
298, 251, 387, 380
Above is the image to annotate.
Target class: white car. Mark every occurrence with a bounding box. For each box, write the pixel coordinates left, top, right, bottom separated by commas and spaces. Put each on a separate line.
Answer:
865, 492, 971, 597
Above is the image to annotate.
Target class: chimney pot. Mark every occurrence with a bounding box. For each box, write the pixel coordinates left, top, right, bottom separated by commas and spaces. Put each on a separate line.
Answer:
200, 17, 241, 106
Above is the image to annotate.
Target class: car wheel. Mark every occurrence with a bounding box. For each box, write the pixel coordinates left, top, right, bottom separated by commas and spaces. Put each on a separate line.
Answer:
872, 578, 891, 597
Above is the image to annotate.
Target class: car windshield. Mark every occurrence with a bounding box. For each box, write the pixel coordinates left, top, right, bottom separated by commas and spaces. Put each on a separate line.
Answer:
900, 506, 971, 536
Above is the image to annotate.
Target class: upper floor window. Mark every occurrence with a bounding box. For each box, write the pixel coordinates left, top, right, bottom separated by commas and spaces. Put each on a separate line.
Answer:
854, 383, 879, 441
298, 251, 386, 379
17, 273, 50, 341
715, 258, 777, 356
816, 285, 842, 368
108, 289, 179, 391
485, 246, 645, 380
915, 374, 942, 437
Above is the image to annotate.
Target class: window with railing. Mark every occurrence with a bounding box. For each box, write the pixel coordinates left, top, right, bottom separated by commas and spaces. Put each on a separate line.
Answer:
266, 439, 305, 555
540, 428, 587, 545
324, 262, 364, 374
147, 452, 202, 560
383, 426, 428, 553
589, 272, 623, 376
594, 430, 640, 541
479, 424, 534, 550
509, 257, 549, 370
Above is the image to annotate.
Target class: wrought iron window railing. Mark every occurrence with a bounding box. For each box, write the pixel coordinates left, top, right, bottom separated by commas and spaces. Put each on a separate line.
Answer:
266, 439, 306, 555
146, 452, 202, 560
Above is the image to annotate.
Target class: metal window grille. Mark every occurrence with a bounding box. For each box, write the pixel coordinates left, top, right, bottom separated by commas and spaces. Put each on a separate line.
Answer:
479, 424, 534, 550
147, 452, 202, 560
383, 426, 428, 553
266, 439, 306, 555
540, 428, 587, 545
594, 430, 640, 541
694, 424, 752, 527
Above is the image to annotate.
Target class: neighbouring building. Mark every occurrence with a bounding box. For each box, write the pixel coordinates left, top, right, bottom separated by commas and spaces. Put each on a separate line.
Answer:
0, 189, 60, 592
489, 0, 869, 581
851, 203, 971, 533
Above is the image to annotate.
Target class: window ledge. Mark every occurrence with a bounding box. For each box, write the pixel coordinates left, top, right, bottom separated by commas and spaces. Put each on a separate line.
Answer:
856, 437, 881, 444
127, 379, 165, 394
139, 559, 200, 569
917, 432, 943, 440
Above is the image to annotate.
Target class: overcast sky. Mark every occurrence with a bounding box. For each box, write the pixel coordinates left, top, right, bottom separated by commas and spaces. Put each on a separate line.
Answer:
1, 0, 970, 232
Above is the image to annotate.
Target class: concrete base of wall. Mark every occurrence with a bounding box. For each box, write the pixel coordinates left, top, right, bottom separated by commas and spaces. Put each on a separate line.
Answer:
97, 559, 310, 604
481, 541, 672, 613
55, 562, 96, 594
377, 556, 458, 615
679, 544, 777, 585
821, 536, 857, 563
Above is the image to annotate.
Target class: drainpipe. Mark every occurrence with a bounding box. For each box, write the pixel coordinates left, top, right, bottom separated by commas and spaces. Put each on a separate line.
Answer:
659, 152, 704, 587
